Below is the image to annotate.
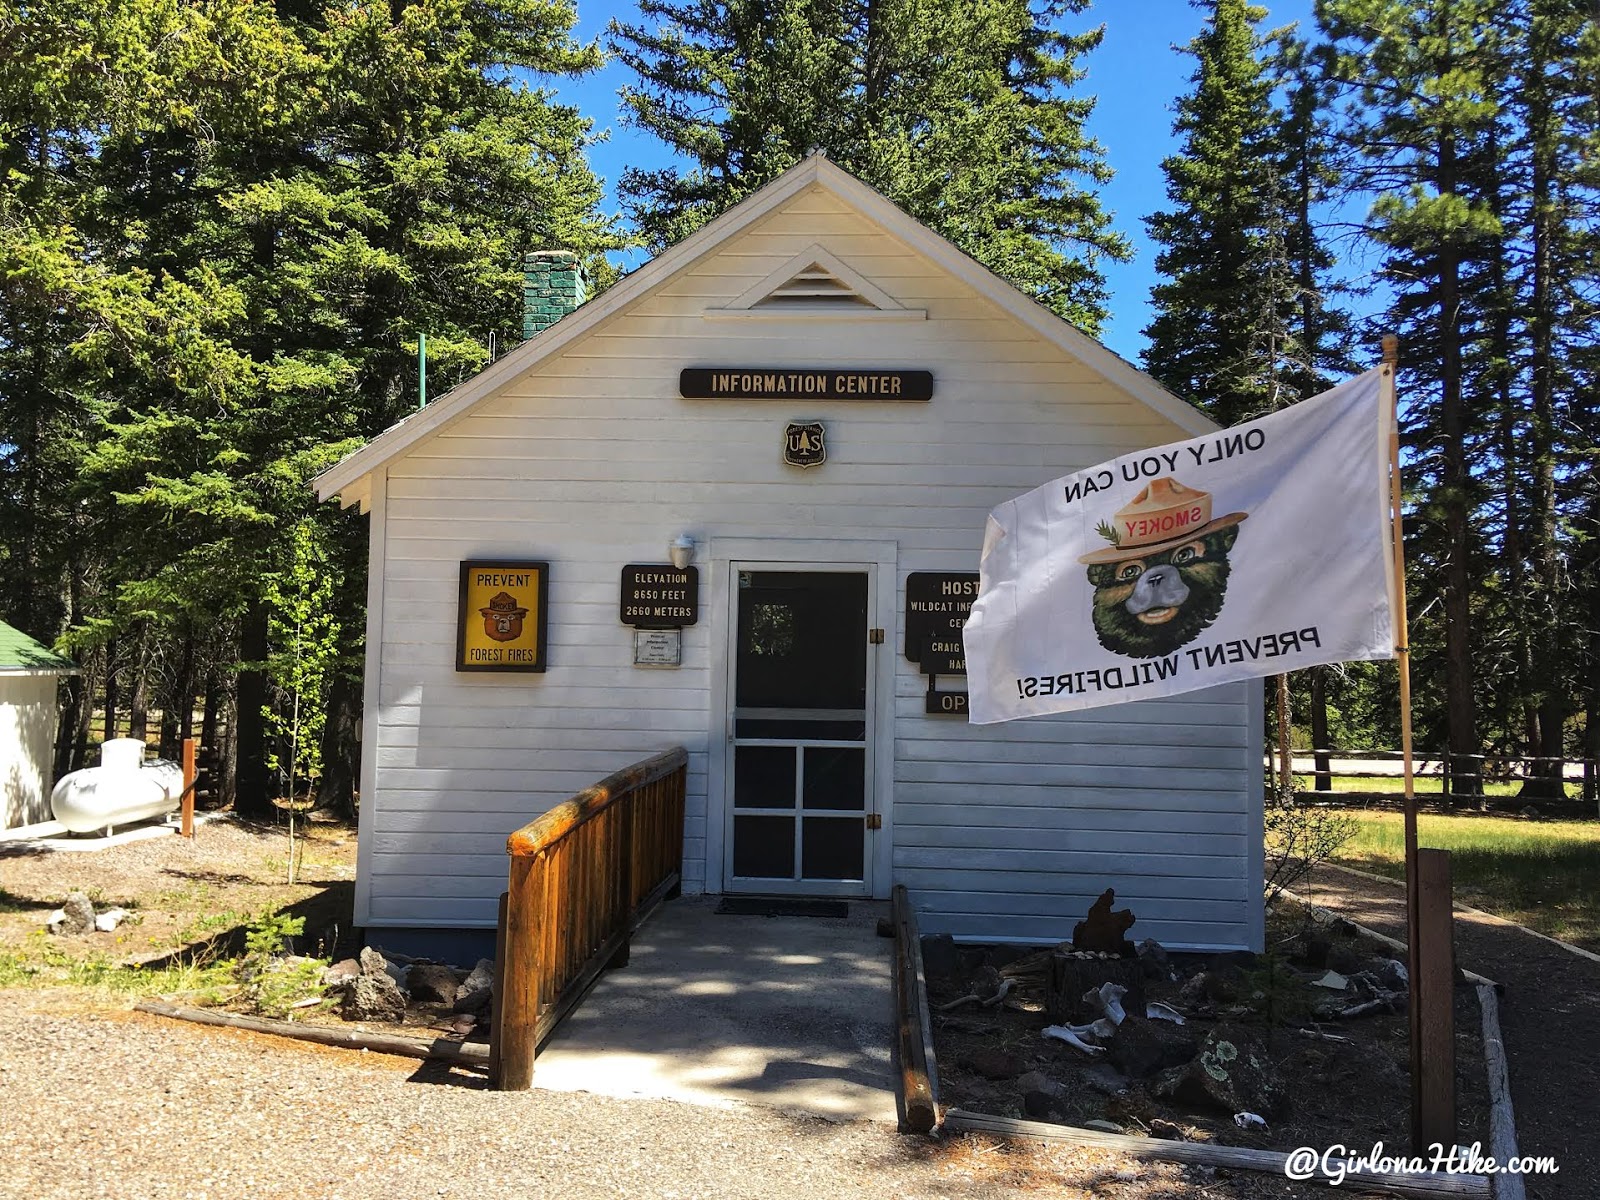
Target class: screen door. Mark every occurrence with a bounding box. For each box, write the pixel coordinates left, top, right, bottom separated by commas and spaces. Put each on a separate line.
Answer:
726, 569, 872, 896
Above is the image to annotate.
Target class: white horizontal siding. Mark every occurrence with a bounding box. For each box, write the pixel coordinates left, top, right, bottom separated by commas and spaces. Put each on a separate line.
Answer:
359, 182, 1262, 949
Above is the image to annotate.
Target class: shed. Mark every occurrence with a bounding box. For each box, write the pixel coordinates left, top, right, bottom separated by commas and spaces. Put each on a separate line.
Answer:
315, 157, 1265, 957
1, 621, 75, 829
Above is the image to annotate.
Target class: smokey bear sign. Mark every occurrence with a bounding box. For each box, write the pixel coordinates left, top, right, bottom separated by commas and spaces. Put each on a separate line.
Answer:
962, 370, 1398, 723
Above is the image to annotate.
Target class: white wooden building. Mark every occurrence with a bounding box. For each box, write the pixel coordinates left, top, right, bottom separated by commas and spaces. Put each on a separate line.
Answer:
1, 620, 76, 830
315, 157, 1264, 956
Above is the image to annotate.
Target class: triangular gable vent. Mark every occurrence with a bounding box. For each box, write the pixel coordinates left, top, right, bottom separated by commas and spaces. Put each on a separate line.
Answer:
707, 244, 926, 321
759, 263, 876, 306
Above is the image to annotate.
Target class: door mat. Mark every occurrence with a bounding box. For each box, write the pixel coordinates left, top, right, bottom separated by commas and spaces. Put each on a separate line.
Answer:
714, 897, 849, 919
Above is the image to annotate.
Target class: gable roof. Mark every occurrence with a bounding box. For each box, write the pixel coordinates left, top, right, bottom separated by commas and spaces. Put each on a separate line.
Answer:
0, 620, 76, 674
313, 156, 1212, 506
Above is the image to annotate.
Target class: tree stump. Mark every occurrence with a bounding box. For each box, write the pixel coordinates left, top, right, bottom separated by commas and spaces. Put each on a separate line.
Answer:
1046, 952, 1147, 1025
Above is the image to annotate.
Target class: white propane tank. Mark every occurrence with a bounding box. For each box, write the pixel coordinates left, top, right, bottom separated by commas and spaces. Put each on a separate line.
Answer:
50, 738, 184, 835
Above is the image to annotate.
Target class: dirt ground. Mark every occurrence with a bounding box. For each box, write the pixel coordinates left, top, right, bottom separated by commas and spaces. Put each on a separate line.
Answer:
0, 818, 1344, 1198
0, 816, 359, 965
1298, 863, 1599, 1200
930, 909, 1489, 1161
0, 822, 1510, 1198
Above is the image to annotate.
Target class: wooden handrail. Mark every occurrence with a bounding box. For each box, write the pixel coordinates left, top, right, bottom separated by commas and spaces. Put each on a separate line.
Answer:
493, 745, 688, 1091
506, 746, 688, 857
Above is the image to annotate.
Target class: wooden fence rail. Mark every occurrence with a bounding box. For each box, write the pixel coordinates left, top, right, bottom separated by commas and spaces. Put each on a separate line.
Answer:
1270, 748, 1597, 795
491, 746, 688, 1091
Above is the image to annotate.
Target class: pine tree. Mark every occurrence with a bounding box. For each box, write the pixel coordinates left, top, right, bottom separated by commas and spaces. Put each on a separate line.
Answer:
1, 0, 622, 808
1141, 0, 1301, 425
1509, 0, 1600, 796
608, 0, 1129, 332
1316, 0, 1505, 802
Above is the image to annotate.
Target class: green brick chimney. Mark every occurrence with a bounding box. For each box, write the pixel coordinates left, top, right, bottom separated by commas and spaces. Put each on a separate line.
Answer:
523, 250, 588, 340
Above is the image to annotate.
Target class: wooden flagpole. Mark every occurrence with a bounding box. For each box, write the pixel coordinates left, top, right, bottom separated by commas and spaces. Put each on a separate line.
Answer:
1382, 334, 1424, 1149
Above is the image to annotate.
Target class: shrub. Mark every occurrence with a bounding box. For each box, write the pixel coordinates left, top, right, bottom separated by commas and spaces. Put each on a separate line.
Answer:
236, 913, 330, 1018
1264, 790, 1358, 904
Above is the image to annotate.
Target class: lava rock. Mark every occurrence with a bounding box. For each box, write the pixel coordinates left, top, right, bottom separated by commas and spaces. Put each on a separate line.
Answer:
1290, 934, 1332, 970
1135, 938, 1171, 980
342, 972, 408, 1022
456, 958, 495, 1000
1327, 945, 1366, 976
1017, 1070, 1068, 1119
1106, 1016, 1198, 1079
405, 963, 461, 1004
1376, 958, 1410, 992
962, 1047, 1024, 1081
54, 892, 95, 936
1155, 1023, 1285, 1117
453, 987, 493, 1015
1081, 1064, 1132, 1097
323, 957, 361, 986
358, 945, 406, 987
1179, 965, 1247, 1006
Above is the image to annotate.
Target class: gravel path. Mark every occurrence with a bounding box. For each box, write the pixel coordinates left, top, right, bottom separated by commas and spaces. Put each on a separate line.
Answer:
0, 989, 1318, 1200
1298, 864, 1598, 1200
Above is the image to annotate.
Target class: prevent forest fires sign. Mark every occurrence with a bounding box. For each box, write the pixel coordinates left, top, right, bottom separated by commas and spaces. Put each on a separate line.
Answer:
456, 560, 549, 672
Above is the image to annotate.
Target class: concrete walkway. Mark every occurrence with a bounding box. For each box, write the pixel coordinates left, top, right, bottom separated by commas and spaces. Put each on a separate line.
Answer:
532, 896, 897, 1123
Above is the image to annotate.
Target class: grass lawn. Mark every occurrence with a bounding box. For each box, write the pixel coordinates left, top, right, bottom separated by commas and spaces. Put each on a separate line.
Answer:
1329, 809, 1600, 951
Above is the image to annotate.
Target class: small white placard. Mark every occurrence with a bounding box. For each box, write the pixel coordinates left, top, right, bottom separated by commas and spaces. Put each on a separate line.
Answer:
634, 628, 682, 667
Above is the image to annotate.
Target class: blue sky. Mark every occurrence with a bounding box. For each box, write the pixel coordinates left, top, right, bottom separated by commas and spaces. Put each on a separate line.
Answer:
546, 0, 1322, 363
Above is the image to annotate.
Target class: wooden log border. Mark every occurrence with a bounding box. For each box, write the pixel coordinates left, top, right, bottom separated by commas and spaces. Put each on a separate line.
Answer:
133, 1000, 490, 1066
891, 884, 938, 1134
1476, 984, 1525, 1200
1324, 862, 1600, 968
942, 1109, 1489, 1197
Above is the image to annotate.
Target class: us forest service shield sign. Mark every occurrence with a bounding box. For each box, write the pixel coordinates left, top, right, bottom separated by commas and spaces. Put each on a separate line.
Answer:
784, 421, 826, 468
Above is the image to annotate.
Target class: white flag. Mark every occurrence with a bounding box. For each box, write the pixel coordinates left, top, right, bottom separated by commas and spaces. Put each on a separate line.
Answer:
963, 369, 1397, 724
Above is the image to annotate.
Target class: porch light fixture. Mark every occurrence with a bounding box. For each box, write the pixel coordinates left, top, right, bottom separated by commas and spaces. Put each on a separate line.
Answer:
669, 535, 697, 570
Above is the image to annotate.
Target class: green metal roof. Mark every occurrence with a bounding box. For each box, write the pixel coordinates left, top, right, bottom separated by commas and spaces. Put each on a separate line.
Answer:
0, 620, 76, 672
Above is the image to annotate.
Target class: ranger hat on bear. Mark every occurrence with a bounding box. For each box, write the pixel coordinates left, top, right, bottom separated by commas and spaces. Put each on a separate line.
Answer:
479, 591, 528, 619
1079, 477, 1247, 565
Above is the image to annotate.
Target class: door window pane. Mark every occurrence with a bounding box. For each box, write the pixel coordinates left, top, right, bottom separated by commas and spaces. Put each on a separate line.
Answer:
735, 746, 795, 809
802, 817, 864, 881
734, 816, 795, 878
736, 572, 867, 711
802, 747, 865, 810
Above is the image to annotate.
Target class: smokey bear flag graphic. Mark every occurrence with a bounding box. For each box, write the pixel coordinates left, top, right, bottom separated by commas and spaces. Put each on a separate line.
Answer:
963, 368, 1397, 724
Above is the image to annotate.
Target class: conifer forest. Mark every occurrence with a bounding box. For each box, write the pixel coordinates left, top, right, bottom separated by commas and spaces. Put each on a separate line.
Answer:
2, 0, 1596, 812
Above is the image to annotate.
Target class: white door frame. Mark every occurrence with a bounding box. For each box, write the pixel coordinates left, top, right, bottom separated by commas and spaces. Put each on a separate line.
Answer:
704, 537, 897, 899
